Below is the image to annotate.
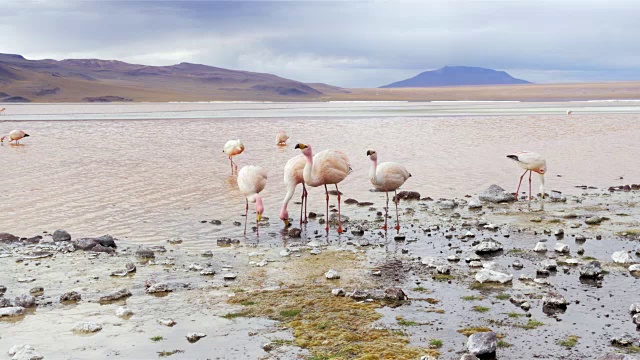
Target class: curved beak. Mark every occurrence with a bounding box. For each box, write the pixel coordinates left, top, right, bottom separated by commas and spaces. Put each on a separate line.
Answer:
366, 150, 371, 156
294, 144, 301, 149
284, 219, 290, 228
257, 213, 262, 222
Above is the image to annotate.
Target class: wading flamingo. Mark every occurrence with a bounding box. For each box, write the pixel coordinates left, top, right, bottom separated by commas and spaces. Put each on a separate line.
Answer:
367, 150, 411, 232
276, 131, 289, 146
294, 143, 350, 233
507, 151, 546, 201
279, 154, 307, 228
0, 108, 5, 115
237, 165, 267, 236
1, 130, 30, 144
223, 139, 244, 174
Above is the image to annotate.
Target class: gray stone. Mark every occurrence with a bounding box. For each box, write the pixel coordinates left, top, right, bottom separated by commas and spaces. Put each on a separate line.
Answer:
13, 295, 36, 308
135, 248, 155, 258
597, 353, 638, 360
349, 289, 369, 300
629, 264, 640, 273
436, 265, 451, 274
459, 355, 480, 360
116, 306, 134, 318
542, 291, 569, 313
158, 318, 176, 327
331, 288, 345, 297
325, 269, 340, 279
288, 228, 302, 238
437, 200, 456, 209
96, 235, 117, 248
533, 242, 548, 253
629, 303, 640, 314
612, 251, 636, 264
0, 297, 10, 307
585, 216, 603, 225
60, 291, 81, 302
475, 269, 512, 284
146, 283, 172, 293
474, 239, 503, 254
610, 334, 636, 347
467, 331, 497, 355
72, 238, 98, 250
72, 321, 102, 333
467, 201, 482, 210
52, 229, 71, 242
0, 285, 6, 295
0, 233, 19, 243
200, 268, 216, 276
223, 273, 237, 280
554, 243, 570, 253
384, 287, 408, 301
479, 184, 515, 203
579, 261, 602, 279
0, 307, 25, 317
512, 260, 524, 269
541, 259, 557, 271
99, 288, 131, 303
91, 244, 115, 254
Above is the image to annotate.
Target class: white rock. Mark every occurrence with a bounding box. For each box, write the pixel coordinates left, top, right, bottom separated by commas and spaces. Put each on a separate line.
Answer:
612, 251, 636, 264
200, 268, 216, 276
533, 242, 548, 252
310, 248, 321, 255
474, 239, 503, 254
158, 318, 176, 327
186, 332, 206, 342
0, 307, 25, 318
325, 269, 340, 279
223, 273, 237, 280
331, 288, 345, 296
475, 269, 513, 284
256, 260, 268, 267
116, 306, 134, 318
280, 249, 291, 257
465, 231, 475, 238
469, 261, 483, 268
8, 345, 43, 360
188, 264, 203, 271
629, 264, 640, 273
72, 321, 102, 333
565, 258, 579, 265
554, 243, 570, 253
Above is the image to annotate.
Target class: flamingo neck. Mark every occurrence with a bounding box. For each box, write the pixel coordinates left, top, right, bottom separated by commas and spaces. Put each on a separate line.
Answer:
369, 158, 378, 184
279, 185, 295, 220
539, 173, 546, 199
254, 194, 264, 214
303, 150, 314, 184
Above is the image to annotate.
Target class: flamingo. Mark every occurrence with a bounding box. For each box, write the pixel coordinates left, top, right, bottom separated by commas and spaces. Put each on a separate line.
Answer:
367, 150, 411, 232
567, 110, 572, 116
507, 151, 547, 201
1, 130, 30, 144
237, 165, 267, 236
223, 139, 244, 174
276, 131, 289, 146
294, 143, 351, 234
0, 108, 5, 115
279, 154, 307, 228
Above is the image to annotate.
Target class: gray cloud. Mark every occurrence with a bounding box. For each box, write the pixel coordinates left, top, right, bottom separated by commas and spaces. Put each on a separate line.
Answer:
1, 0, 638, 87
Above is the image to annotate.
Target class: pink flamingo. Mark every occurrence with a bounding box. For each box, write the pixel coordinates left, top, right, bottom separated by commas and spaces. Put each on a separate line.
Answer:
237, 165, 267, 236
507, 151, 547, 201
294, 143, 351, 234
1, 130, 30, 144
367, 150, 411, 232
275, 131, 289, 146
279, 154, 307, 228
223, 139, 244, 174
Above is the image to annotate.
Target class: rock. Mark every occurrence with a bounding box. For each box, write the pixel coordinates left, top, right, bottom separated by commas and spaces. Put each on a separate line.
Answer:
0, 297, 10, 307
351, 227, 365, 236
459, 355, 480, 360
597, 353, 638, 360
158, 318, 176, 327
126, 262, 136, 273
60, 291, 81, 302
325, 269, 340, 279
520, 302, 531, 311
188, 264, 204, 271
479, 184, 515, 203
610, 334, 636, 347
186, 332, 207, 343
474, 239, 503, 254
554, 229, 565, 237
436, 265, 451, 274
475, 269, 513, 284
262, 342, 274, 352
14, 295, 36, 308
52, 229, 71, 242
629, 303, 640, 314
469, 261, 483, 268
585, 216, 603, 225
146, 283, 172, 293
0, 233, 20, 243
349, 289, 369, 300
467, 201, 482, 210
530, 217, 543, 223
629, 264, 640, 274
99, 288, 131, 303
17, 278, 36, 283
288, 228, 302, 238
394, 191, 421, 201
8, 345, 43, 360
223, 273, 237, 280
72, 321, 102, 333
554, 243, 570, 253
329, 213, 349, 225
437, 200, 456, 209
467, 331, 497, 355
216, 237, 240, 246
634, 314, 640, 326
29, 287, 44, 296
331, 288, 345, 297
91, 244, 115, 254
512, 260, 524, 269
200, 269, 216, 276
256, 260, 269, 267
96, 235, 117, 248
447, 254, 460, 262
0, 307, 25, 317
0, 285, 5, 295
116, 306, 134, 318
135, 248, 155, 258
310, 248, 321, 255
541, 259, 557, 271
549, 191, 567, 202
384, 287, 408, 301
72, 238, 99, 250
542, 291, 569, 313
579, 261, 602, 279
168, 238, 183, 245
280, 249, 291, 257
612, 251, 636, 264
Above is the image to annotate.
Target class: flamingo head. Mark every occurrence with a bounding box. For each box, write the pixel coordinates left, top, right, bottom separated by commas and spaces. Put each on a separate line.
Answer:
366, 149, 378, 161
279, 207, 289, 226
255, 194, 264, 222
294, 143, 312, 157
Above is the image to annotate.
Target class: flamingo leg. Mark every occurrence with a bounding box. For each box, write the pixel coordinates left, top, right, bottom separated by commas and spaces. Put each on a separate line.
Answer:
394, 190, 400, 232
299, 185, 305, 226
303, 183, 308, 223
229, 156, 234, 174
324, 184, 329, 233
336, 184, 343, 234
515, 169, 528, 201
528, 170, 533, 201
256, 214, 259, 237
243, 199, 248, 236
381, 192, 388, 231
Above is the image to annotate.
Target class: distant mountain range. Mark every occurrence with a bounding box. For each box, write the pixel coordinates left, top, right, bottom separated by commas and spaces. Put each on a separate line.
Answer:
380, 66, 530, 88
0, 53, 345, 102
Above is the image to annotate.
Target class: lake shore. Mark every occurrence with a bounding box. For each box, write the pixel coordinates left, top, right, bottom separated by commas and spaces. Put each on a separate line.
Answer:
2, 184, 640, 360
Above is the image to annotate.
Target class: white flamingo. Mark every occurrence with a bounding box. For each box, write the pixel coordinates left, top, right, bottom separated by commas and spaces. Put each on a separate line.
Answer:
279, 154, 307, 227
507, 151, 547, 201
367, 150, 411, 232
1, 130, 30, 144
237, 165, 267, 236
276, 131, 289, 146
294, 143, 351, 233
223, 139, 244, 174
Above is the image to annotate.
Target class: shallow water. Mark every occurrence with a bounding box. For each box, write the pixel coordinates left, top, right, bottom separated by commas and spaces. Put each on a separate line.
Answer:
1, 102, 640, 247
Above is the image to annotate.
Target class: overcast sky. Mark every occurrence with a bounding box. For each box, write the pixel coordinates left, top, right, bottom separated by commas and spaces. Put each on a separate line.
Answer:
1, 0, 639, 87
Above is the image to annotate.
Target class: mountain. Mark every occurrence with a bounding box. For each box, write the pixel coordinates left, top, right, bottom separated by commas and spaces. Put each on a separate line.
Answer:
380, 66, 530, 88
0, 53, 336, 102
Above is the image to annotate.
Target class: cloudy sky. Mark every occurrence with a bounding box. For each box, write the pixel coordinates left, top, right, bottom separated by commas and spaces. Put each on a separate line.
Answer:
1, 0, 639, 87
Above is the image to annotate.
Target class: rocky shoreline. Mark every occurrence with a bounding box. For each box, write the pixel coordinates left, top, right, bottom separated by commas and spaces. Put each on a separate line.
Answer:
1, 184, 640, 360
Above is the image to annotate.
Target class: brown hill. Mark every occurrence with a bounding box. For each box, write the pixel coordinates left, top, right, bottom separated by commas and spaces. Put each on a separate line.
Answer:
0, 54, 332, 102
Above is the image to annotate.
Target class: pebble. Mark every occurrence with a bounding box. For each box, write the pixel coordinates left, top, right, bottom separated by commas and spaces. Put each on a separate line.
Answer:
14, 295, 36, 308
533, 242, 548, 252
8, 345, 43, 360
325, 269, 340, 279
52, 229, 71, 242
72, 321, 102, 333
60, 291, 81, 303
585, 216, 603, 225
331, 288, 345, 297
612, 251, 636, 264
186, 332, 207, 343
116, 306, 134, 318
158, 318, 177, 327
0, 307, 25, 318
223, 273, 237, 280
554, 243, 570, 253
99, 288, 132, 303
200, 268, 216, 276
146, 283, 172, 293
